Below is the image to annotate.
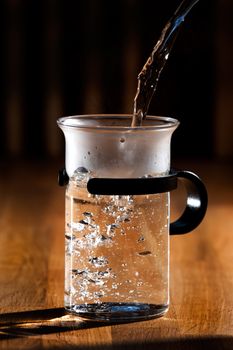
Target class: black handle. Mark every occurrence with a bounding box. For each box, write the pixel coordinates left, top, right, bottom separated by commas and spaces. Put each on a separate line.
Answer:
58, 167, 208, 235
87, 174, 178, 195
58, 168, 69, 186
170, 170, 208, 235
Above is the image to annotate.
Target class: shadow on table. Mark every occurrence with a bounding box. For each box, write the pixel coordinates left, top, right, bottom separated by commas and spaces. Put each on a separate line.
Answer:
0, 308, 232, 350
0, 307, 99, 338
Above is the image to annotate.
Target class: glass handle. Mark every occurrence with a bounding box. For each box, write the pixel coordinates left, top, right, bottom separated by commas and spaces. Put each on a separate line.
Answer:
170, 170, 208, 235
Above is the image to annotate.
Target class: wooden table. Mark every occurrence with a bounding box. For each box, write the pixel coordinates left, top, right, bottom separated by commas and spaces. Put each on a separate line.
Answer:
0, 160, 233, 349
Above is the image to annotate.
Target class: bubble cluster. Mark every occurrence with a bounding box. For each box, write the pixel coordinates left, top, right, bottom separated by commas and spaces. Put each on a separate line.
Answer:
65, 169, 138, 304
89, 256, 109, 267
71, 267, 115, 301
71, 167, 90, 184
65, 167, 169, 310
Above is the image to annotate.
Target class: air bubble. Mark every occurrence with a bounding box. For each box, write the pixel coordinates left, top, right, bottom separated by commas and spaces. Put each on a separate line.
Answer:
79, 219, 88, 226
72, 269, 87, 276
83, 212, 93, 218
77, 167, 88, 173
112, 283, 118, 289
116, 214, 130, 223
106, 223, 119, 236
65, 233, 75, 240
89, 256, 109, 267
80, 290, 90, 298
72, 167, 90, 184
94, 291, 105, 298
69, 222, 85, 231
138, 251, 152, 256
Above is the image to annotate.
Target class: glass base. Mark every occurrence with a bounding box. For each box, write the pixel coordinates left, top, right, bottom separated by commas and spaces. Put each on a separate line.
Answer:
65, 302, 169, 322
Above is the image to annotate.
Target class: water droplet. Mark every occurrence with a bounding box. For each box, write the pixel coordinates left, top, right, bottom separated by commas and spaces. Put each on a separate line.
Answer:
120, 137, 125, 143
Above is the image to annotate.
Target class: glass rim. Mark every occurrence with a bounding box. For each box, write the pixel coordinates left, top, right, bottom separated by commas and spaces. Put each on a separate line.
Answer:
57, 114, 179, 132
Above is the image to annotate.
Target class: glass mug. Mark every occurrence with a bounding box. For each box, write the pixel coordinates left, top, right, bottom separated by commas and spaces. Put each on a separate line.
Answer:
57, 115, 208, 322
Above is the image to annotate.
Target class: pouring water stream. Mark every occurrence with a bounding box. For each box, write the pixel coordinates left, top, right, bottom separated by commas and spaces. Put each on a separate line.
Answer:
132, 0, 200, 127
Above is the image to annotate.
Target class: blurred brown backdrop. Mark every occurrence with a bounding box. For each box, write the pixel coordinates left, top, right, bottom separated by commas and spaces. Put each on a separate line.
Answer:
0, 0, 232, 162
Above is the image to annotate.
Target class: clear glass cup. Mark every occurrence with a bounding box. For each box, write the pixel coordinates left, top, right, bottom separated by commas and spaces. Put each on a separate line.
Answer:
57, 114, 207, 322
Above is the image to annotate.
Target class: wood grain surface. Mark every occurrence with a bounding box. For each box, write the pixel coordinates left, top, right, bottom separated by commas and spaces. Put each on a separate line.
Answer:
0, 160, 232, 349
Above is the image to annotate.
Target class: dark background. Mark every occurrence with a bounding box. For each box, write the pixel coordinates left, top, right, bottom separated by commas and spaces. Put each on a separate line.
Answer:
0, 0, 232, 162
